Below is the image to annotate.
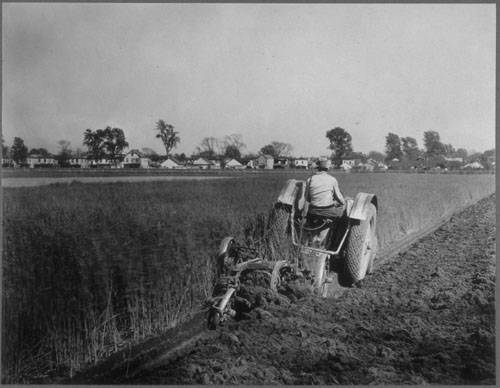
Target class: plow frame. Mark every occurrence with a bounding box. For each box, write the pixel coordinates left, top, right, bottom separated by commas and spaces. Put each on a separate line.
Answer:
207, 253, 292, 329
207, 179, 378, 329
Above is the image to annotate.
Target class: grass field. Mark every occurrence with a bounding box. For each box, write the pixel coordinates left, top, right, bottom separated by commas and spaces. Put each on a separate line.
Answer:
1, 172, 495, 382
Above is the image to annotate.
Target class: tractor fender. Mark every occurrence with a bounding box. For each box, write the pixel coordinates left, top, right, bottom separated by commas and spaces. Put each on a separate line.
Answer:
277, 179, 306, 211
348, 193, 378, 221
217, 237, 235, 257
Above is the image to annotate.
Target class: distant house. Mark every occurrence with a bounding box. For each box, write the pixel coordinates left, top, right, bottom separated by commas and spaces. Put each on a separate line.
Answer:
192, 157, 213, 169
274, 157, 290, 169
443, 157, 463, 170
69, 157, 90, 168
294, 158, 309, 169
444, 157, 463, 163
225, 158, 244, 169
209, 159, 222, 169
2, 158, 16, 168
339, 162, 352, 171
161, 156, 184, 169
308, 159, 318, 169
89, 158, 114, 168
246, 159, 259, 169
123, 150, 150, 168
357, 159, 386, 172
26, 155, 58, 168
463, 162, 484, 170
257, 154, 274, 169
342, 158, 361, 167
360, 161, 376, 172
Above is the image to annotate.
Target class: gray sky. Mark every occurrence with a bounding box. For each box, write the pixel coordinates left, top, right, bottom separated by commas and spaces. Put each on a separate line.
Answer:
2, 3, 496, 157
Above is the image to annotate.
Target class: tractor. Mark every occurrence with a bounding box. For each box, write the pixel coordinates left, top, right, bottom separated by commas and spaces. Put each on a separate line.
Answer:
207, 178, 378, 329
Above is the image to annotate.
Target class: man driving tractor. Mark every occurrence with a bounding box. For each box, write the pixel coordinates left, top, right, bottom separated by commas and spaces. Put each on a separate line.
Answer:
208, 161, 378, 327
306, 159, 346, 220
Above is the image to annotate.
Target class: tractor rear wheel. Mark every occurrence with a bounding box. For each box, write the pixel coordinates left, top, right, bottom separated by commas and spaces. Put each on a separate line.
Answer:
270, 205, 289, 234
267, 205, 293, 261
339, 203, 377, 287
367, 235, 378, 274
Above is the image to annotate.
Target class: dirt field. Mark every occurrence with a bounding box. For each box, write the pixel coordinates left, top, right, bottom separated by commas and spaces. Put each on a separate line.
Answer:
106, 194, 495, 385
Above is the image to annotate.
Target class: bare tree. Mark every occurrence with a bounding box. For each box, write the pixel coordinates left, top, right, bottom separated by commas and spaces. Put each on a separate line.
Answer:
259, 141, 294, 158
196, 134, 246, 159
56, 139, 73, 166
141, 147, 160, 162
196, 137, 219, 158
224, 134, 246, 155
74, 148, 84, 158
271, 141, 293, 158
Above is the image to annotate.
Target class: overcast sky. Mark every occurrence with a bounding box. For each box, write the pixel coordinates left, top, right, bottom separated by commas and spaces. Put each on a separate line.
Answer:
2, 3, 496, 157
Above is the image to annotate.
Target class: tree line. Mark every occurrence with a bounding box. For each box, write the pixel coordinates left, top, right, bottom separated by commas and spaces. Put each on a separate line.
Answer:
2, 119, 296, 167
327, 127, 495, 170
2, 121, 494, 169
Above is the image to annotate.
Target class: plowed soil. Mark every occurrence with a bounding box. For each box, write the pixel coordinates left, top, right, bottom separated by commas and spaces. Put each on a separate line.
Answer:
113, 195, 496, 385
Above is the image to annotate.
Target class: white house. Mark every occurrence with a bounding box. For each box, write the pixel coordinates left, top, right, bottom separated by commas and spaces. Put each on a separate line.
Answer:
209, 159, 222, 169
463, 162, 484, 169
246, 159, 259, 169
294, 158, 309, 169
359, 161, 376, 171
1, 158, 16, 167
274, 157, 290, 169
342, 158, 362, 166
161, 157, 184, 169
26, 155, 57, 168
69, 157, 90, 168
192, 157, 213, 169
359, 159, 387, 171
339, 162, 352, 171
123, 150, 150, 168
225, 158, 244, 169
444, 157, 463, 163
257, 154, 274, 169
89, 158, 114, 168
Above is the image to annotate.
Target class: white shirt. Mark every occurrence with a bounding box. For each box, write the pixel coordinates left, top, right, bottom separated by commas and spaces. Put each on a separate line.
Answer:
307, 172, 345, 207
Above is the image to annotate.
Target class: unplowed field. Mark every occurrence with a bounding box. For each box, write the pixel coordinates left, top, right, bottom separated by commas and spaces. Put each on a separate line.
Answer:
108, 194, 495, 385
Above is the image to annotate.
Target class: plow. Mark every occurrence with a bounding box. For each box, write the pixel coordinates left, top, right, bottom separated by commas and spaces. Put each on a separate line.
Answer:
207, 178, 378, 329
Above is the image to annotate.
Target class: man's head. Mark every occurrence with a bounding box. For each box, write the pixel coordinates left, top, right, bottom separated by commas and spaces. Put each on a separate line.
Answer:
316, 159, 329, 171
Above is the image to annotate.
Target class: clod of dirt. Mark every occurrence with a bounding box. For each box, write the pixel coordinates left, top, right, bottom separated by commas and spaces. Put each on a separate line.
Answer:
278, 281, 313, 301
253, 308, 274, 320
